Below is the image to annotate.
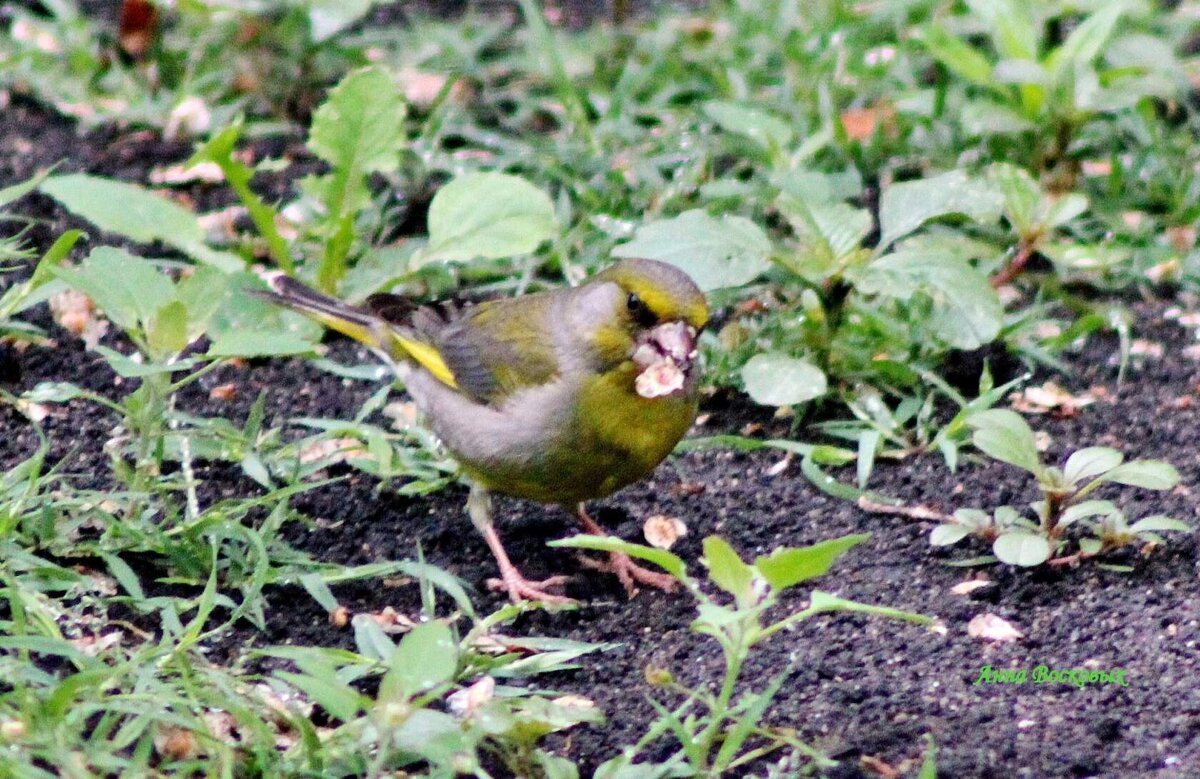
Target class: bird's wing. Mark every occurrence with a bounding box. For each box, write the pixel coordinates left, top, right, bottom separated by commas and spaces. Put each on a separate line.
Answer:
367, 291, 561, 405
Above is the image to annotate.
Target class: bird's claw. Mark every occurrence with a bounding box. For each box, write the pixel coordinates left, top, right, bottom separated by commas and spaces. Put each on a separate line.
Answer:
578, 552, 679, 598
486, 573, 575, 605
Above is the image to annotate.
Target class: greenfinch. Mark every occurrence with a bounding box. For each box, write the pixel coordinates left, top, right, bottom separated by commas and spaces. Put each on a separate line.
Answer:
257, 258, 707, 603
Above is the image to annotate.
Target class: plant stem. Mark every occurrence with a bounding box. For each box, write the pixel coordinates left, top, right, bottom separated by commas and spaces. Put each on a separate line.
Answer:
694, 632, 748, 773
217, 157, 294, 274
991, 235, 1037, 288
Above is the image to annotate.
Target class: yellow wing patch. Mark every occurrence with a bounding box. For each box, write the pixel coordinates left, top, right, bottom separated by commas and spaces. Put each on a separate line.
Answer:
310, 311, 458, 389
394, 333, 459, 389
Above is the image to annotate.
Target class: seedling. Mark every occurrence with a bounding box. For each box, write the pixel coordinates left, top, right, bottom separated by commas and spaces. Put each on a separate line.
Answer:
29, 248, 311, 517
551, 532, 931, 775
930, 409, 1187, 566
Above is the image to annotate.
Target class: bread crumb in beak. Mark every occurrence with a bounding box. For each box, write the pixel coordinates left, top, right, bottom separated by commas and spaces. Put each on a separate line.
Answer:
636, 359, 685, 398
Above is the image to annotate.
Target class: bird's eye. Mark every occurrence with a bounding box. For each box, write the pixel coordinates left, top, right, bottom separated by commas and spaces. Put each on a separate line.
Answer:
626, 293, 657, 327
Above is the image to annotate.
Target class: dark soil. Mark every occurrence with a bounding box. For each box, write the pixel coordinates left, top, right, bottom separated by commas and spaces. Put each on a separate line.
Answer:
4, 38, 1200, 779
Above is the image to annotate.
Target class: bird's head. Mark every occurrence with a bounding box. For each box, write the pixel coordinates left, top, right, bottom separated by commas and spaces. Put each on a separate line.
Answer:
584, 258, 708, 398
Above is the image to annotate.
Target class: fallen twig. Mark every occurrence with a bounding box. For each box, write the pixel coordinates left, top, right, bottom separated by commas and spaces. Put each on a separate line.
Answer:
857, 497, 952, 523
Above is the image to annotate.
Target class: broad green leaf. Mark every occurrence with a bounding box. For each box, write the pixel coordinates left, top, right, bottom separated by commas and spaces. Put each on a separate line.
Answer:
952, 508, 992, 529
1100, 460, 1180, 490
393, 710, 475, 766
309, 65, 405, 173
423, 172, 556, 264
776, 193, 871, 280
1044, 193, 1088, 228
966, 0, 1038, 60
987, 162, 1041, 234
51, 247, 175, 332
994, 505, 1024, 530
1106, 32, 1180, 72
536, 749, 584, 779
206, 329, 316, 358
548, 535, 686, 582
993, 531, 1051, 566
307, 0, 376, 41
775, 167, 864, 202
382, 621, 457, 701
918, 25, 995, 87
1059, 500, 1117, 527
613, 209, 772, 291
961, 100, 1037, 137
207, 272, 322, 348
992, 58, 1048, 85
878, 170, 1004, 248
1040, 242, 1129, 273
308, 66, 407, 215
40, 174, 240, 271
275, 670, 364, 722
24, 381, 86, 403
930, 524, 971, 546
1045, 2, 1125, 77
1127, 515, 1189, 534
701, 536, 755, 605
854, 250, 1003, 349
175, 266, 230, 341
1063, 447, 1123, 484
967, 409, 1042, 474
147, 300, 189, 357
702, 101, 794, 151
741, 352, 827, 406
753, 533, 869, 590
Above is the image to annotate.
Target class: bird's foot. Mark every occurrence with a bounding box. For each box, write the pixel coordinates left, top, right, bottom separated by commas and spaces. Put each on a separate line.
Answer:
486, 572, 575, 605
578, 552, 679, 598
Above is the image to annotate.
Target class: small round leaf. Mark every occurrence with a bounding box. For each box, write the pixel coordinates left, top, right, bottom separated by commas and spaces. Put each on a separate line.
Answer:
931, 524, 971, 546
741, 352, 827, 406
993, 532, 1052, 567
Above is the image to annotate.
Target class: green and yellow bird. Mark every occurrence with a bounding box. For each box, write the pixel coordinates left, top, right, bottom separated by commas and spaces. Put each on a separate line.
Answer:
257, 258, 707, 603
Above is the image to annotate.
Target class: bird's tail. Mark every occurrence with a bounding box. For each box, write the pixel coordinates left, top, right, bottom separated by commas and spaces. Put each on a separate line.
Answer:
254, 271, 386, 347
253, 272, 459, 389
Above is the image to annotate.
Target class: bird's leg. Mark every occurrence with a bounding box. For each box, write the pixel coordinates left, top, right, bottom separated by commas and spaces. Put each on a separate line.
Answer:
467, 485, 573, 604
573, 503, 679, 597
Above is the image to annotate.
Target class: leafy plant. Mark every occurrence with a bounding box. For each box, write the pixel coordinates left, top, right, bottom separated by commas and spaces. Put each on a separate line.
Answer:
551, 532, 931, 775
930, 409, 1187, 566
261, 576, 612, 777
28, 248, 309, 515
918, 0, 1185, 183
192, 65, 557, 301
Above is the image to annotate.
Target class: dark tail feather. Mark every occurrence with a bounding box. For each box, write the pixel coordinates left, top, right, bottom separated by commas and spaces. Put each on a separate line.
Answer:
252, 272, 382, 344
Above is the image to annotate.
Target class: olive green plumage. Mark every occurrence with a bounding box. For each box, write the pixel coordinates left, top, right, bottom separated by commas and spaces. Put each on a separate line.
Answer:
257, 257, 707, 601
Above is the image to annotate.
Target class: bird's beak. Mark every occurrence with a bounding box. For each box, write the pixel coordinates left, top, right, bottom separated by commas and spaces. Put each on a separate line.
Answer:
632, 321, 698, 398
